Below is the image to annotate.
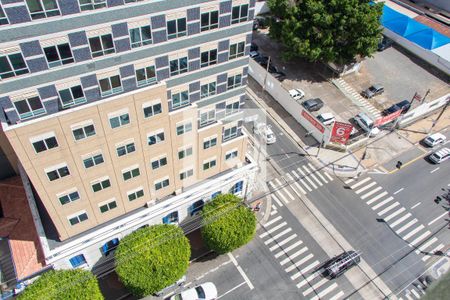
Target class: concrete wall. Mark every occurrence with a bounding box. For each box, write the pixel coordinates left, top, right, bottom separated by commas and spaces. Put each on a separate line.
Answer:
255, 1, 270, 15
399, 93, 450, 127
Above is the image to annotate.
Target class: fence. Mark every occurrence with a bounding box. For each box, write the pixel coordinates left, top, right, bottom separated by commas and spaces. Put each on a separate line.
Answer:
398, 93, 450, 127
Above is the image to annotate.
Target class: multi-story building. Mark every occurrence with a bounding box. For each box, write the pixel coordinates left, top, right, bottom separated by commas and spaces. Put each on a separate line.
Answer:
0, 0, 257, 273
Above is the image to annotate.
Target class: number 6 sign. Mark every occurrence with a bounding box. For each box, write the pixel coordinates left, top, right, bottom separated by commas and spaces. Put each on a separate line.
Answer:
330, 122, 353, 144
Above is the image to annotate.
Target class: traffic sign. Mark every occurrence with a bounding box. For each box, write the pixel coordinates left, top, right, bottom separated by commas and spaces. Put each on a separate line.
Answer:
330, 122, 353, 144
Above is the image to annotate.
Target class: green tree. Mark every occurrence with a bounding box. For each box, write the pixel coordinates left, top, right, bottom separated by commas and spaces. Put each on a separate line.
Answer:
201, 194, 256, 254
18, 269, 103, 300
267, 0, 383, 64
115, 224, 190, 297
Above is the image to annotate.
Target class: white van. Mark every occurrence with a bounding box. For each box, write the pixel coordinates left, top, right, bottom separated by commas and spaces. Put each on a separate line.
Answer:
429, 147, 450, 164
354, 113, 380, 136
254, 123, 276, 144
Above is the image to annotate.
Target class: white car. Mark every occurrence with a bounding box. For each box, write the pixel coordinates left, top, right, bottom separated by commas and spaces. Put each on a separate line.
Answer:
354, 112, 380, 137
288, 88, 305, 101
423, 132, 446, 147
429, 147, 450, 164
254, 123, 276, 144
317, 113, 335, 126
170, 282, 217, 300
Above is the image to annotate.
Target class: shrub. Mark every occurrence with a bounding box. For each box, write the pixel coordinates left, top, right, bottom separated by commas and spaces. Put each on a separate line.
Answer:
18, 269, 103, 300
115, 224, 190, 297
201, 193, 256, 254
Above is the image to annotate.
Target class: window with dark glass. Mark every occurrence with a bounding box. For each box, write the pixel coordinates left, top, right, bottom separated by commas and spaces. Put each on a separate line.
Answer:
99, 200, 117, 213
13, 96, 45, 119
201, 11, 218, 31
116, 142, 135, 157
99, 75, 122, 96
171, 91, 189, 108
44, 43, 74, 68
59, 85, 85, 108
130, 25, 152, 48
143, 102, 162, 118
223, 126, 238, 141
79, 0, 106, 11
227, 74, 242, 90
68, 213, 88, 226
59, 191, 80, 205
0, 6, 8, 25
46, 165, 70, 181
200, 49, 217, 68
128, 189, 144, 201
0, 53, 29, 79
155, 178, 169, 190
200, 110, 215, 127
148, 131, 165, 145
136, 65, 156, 86
89, 34, 114, 57
231, 4, 248, 24
229, 42, 245, 59
72, 124, 95, 141
167, 18, 186, 39
26, 0, 60, 20
200, 82, 216, 98
151, 157, 167, 170
83, 153, 104, 168
32, 136, 58, 153
109, 113, 130, 129
92, 178, 111, 192
179, 169, 193, 180
169, 57, 188, 76
226, 101, 240, 116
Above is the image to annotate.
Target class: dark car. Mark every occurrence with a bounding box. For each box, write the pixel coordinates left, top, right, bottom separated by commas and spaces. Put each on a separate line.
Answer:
383, 100, 411, 116
302, 98, 324, 112
254, 55, 269, 65
362, 84, 384, 98
378, 37, 394, 51
272, 71, 286, 81
267, 65, 278, 74
322, 251, 361, 279
250, 42, 258, 52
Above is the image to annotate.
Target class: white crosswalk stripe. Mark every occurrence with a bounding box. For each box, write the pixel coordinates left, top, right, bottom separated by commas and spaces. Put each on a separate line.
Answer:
344, 178, 356, 184
303, 278, 328, 296
270, 209, 278, 216
292, 170, 312, 192
411, 289, 420, 298
329, 290, 345, 300
271, 194, 284, 207
366, 191, 388, 205
390, 213, 412, 228
426, 244, 445, 258
310, 164, 328, 183
264, 216, 283, 228
410, 231, 431, 246
349, 177, 371, 189
275, 178, 295, 201
269, 234, 297, 252
296, 273, 319, 289
280, 247, 308, 266
286, 173, 306, 195
402, 225, 425, 240
361, 186, 383, 200
355, 181, 377, 194
395, 219, 418, 235
285, 254, 314, 273
381, 205, 404, 219
297, 167, 318, 189
415, 237, 438, 254
259, 222, 287, 238
310, 282, 339, 300
324, 172, 334, 181
274, 240, 303, 258
290, 260, 320, 280
303, 165, 323, 186
371, 196, 394, 210
264, 228, 292, 245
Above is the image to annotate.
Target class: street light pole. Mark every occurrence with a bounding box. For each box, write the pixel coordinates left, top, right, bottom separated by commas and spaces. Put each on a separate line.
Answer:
261, 56, 271, 94
428, 97, 449, 134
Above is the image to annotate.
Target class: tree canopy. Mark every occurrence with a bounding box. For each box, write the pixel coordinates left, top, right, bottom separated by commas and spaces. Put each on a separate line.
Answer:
115, 224, 190, 297
18, 269, 103, 300
201, 194, 256, 254
267, 0, 383, 64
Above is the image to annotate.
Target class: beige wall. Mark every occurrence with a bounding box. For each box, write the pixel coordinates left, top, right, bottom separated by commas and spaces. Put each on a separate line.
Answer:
3, 84, 247, 240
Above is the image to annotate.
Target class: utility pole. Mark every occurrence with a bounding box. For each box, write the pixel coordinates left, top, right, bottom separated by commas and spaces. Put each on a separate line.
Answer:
428, 97, 449, 134
261, 56, 271, 93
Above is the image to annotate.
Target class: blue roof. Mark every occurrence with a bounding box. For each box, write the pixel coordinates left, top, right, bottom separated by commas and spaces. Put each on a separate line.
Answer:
381, 5, 450, 50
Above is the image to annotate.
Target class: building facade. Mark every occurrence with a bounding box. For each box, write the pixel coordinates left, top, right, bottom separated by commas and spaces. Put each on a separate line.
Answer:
0, 0, 257, 272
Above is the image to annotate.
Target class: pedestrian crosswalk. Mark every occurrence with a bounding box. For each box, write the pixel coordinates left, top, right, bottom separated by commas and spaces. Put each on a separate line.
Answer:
258, 204, 345, 299
346, 177, 445, 262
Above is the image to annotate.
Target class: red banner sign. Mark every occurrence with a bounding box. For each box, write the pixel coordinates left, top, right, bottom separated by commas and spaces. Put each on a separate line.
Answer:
301, 110, 324, 133
330, 122, 353, 144
374, 109, 402, 127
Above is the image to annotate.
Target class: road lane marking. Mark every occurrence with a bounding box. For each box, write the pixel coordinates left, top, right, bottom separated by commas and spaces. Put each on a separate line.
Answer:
349, 177, 372, 189
395, 219, 418, 235
269, 234, 297, 251
228, 253, 254, 290
290, 260, 320, 280
430, 167, 440, 173
387, 153, 428, 174
264, 216, 282, 228
372, 197, 394, 210
275, 178, 295, 201
345, 178, 355, 184
270, 209, 278, 216
303, 165, 323, 186
297, 167, 318, 189
390, 213, 412, 227
303, 278, 328, 296
393, 188, 404, 195
329, 291, 345, 300
285, 254, 314, 273
286, 173, 306, 195
324, 172, 334, 181
280, 247, 308, 266
264, 228, 292, 245
259, 222, 287, 238
217, 282, 246, 299
296, 273, 319, 288
428, 211, 448, 226
416, 237, 438, 254
381, 205, 404, 219
410, 202, 421, 209
310, 282, 339, 300
361, 186, 383, 200
274, 240, 303, 258
271, 194, 284, 207
402, 225, 425, 240
410, 231, 431, 246
355, 182, 377, 194
427, 243, 445, 257
292, 170, 312, 192
366, 191, 388, 205
411, 289, 420, 298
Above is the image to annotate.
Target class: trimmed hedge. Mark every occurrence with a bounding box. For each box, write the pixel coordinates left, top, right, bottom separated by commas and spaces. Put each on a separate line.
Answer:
18, 269, 103, 300
115, 224, 190, 297
201, 193, 256, 254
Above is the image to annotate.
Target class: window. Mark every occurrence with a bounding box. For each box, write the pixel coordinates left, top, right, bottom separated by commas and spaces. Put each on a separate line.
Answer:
26, 0, 60, 20
178, 146, 193, 159
109, 113, 130, 129
72, 124, 95, 141
100, 75, 122, 96
128, 188, 144, 201
91, 178, 111, 192
101, 238, 119, 256
79, 0, 106, 11
129, 25, 152, 48
230, 180, 244, 194
176, 122, 192, 135
162, 211, 178, 224
46, 164, 70, 181
13, 96, 45, 120
188, 200, 204, 216
200, 49, 217, 68
151, 156, 167, 170
69, 254, 87, 268
58, 85, 86, 108
0, 6, 8, 25
225, 150, 238, 160
58, 190, 80, 205
99, 199, 117, 213
89, 34, 114, 58
143, 102, 162, 118
229, 42, 245, 59
200, 82, 216, 99
203, 159, 216, 171
44, 43, 74, 68
68, 211, 88, 226
169, 57, 188, 76
172, 91, 189, 108
31, 134, 58, 153
155, 178, 169, 190
223, 126, 238, 141
227, 74, 242, 90
167, 18, 186, 39
83, 153, 104, 168
203, 136, 217, 149
136, 65, 156, 87
179, 169, 193, 180
116, 141, 135, 157
226, 101, 240, 116
122, 167, 140, 181
200, 110, 216, 127
148, 130, 165, 145
211, 191, 221, 199
124, 0, 143, 2
201, 11, 218, 31
231, 4, 248, 24
0, 53, 29, 79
